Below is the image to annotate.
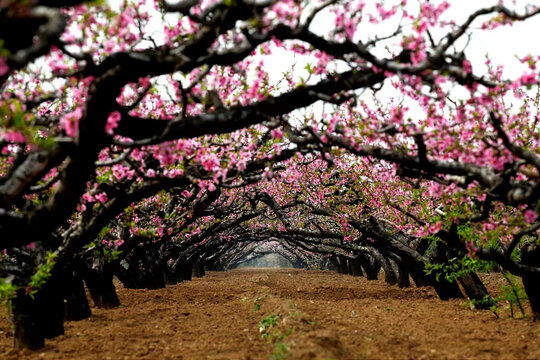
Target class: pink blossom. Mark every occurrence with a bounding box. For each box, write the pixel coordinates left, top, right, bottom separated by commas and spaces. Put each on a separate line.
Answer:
60, 107, 83, 137
146, 169, 156, 178
462, 60, 472, 74
106, 111, 121, 135
200, 153, 220, 172
3, 131, 25, 143
271, 128, 283, 139
428, 222, 442, 234
524, 209, 537, 224
0, 57, 9, 76
139, 77, 151, 88
95, 193, 108, 204
519, 72, 537, 86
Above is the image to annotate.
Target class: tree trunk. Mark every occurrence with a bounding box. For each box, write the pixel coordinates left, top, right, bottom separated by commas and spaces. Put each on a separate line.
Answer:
349, 259, 364, 277
205, 262, 225, 271
11, 290, 44, 350
64, 270, 92, 321
430, 276, 464, 300
395, 261, 411, 288
324, 257, 340, 272
372, 251, 397, 285
336, 256, 349, 274
522, 244, 540, 320
38, 279, 65, 339
425, 242, 464, 300
192, 258, 205, 278
84, 267, 120, 308
179, 261, 193, 281
457, 273, 492, 309
358, 253, 380, 280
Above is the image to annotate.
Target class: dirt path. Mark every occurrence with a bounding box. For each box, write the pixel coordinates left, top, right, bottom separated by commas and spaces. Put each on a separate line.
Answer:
1, 269, 539, 359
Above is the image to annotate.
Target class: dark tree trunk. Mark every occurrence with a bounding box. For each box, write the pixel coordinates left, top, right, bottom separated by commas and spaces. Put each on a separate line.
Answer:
64, 270, 92, 321
336, 256, 349, 275
372, 251, 397, 285
457, 273, 492, 309
349, 259, 364, 277
324, 257, 340, 272
11, 290, 44, 350
430, 276, 464, 300
163, 263, 182, 285
292, 259, 305, 269
11, 277, 66, 350
409, 269, 431, 287
394, 261, 411, 288
425, 242, 464, 300
144, 262, 166, 289
192, 258, 206, 278
84, 267, 120, 308
38, 279, 65, 339
521, 245, 540, 320
179, 261, 193, 281
358, 253, 380, 280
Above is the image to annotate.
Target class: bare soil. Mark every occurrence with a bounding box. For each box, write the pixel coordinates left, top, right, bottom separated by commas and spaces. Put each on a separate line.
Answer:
0, 269, 539, 359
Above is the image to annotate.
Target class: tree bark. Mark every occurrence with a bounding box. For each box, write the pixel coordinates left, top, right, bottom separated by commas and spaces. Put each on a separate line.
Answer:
84, 266, 120, 308
38, 279, 65, 339
372, 251, 397, 285
336, 256, 349, 275
192, 258, 206, 278
12, 290, 45, 350
64, 270, 92, 321
349, 258, 364, 277
521, 244, 540, 320
457, 273, 492, 309
358, 253, 380, 280
178, 261, 193, 281
393, 260, 411, 288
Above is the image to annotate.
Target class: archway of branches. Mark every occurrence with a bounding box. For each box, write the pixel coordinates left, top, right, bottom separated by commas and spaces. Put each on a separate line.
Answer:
1, 0, 540, 351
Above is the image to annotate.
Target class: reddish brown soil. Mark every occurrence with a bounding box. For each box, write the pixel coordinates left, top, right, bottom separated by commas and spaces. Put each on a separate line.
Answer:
0, 269, 539, 359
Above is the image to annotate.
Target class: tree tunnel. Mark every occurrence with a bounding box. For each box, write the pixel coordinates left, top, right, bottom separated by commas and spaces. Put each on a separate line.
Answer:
1, 0, 540, 351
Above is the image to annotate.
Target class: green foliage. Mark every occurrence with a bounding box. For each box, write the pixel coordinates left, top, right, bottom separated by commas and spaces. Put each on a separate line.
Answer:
253, 296, 263, 311
28, 251, 57, 299
96, 169, 113, 184
0, 278, 16, 313
98, 226, 111, 240
259, 313, 279, 337
271, 340, 290, 360
468, 294, 499, 314
499, 272, 528, 318
258, 313, 292, 360
424, 254, 494, 282
85, 226, 122, 263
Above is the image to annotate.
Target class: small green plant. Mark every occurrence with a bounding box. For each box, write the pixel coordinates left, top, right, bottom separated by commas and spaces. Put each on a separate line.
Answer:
0, 277, 16, 313
468, 295, 500, 317
253, 296, 263, 311
271, 341, 289, 360
259, 313, 279, 337
27, 251, 57, 299
500, 271, 528, 318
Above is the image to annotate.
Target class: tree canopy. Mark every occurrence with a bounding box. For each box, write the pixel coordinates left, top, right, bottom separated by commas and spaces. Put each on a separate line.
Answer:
1, 0, 540, 350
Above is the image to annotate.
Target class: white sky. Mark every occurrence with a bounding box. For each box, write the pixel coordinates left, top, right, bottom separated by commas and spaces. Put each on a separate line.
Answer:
108, 0, 540, 123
